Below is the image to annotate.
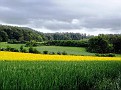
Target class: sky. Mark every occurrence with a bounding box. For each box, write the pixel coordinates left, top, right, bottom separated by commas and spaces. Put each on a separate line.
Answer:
0, 0, 121, 35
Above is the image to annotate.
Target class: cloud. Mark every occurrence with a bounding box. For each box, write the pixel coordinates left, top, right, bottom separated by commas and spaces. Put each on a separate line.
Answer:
0, 0, 121, 35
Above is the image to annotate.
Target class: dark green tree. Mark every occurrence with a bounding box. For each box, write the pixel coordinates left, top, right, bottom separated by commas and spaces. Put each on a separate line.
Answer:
113, 37, 121, 53
87, 36, 109, 53
0, 31, 8, 42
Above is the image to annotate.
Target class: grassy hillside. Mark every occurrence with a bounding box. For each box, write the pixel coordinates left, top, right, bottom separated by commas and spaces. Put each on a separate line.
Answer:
0, 61, 121, 90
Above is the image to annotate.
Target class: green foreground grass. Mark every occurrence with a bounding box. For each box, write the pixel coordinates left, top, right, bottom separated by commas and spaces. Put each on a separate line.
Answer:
0, 61, 121, 90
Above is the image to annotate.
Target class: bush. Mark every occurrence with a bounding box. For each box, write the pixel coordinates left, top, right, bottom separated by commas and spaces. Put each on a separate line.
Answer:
9, 48, 18, 52
46, 40, 88, 47
8, 39, 26, 44
0, 48, 6, 51
95, 53, 115, 57
29, 47, 40, 54
108, 53, 115, 57
49, 52, 55, 55
62, 51, 67, 55
43, 51, 48, 54
6, 46, 11, 51
33, 48, 40, 54
25, 41, 43, 47
20, 45, 24, 52
57, 51, 61, 55
21, 48, 28, 53
5, 46, 19, 52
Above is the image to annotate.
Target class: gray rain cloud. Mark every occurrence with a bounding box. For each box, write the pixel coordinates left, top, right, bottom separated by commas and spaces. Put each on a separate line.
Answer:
0, 0, 121, 35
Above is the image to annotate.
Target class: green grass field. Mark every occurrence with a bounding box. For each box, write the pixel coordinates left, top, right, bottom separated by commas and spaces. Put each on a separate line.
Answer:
0, 61, 121, 90
0, 42, 25, 49
35, 46, 95, 56
0, 42, 121, 57
0, 42, 95, 56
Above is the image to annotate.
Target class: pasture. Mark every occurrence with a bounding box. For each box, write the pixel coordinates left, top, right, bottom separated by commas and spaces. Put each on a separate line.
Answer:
0, 42, 95, 56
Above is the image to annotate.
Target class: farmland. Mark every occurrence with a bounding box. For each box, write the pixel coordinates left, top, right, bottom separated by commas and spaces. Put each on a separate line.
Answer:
0, 61, 121, 90
0, 51, 121, 89
0, 51, 121, 61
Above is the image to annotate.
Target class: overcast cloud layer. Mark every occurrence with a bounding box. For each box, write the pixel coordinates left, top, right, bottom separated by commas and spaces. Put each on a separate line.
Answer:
0, 0, 121, 35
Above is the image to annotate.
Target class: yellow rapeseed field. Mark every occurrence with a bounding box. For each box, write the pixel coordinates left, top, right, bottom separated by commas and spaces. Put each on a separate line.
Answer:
0, 51, 121, 61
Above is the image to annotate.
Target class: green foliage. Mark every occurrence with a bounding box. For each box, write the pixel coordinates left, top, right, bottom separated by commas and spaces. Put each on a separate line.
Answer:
57, 51, 62, 55
20, 46, 28, 53
46, 40, 88, 47
1, 45, 19, 52
29, 47, 40, 54
88, 36, 109, 53
8, 39, 26, 44
25, 41, 43, 47
0, 61, 121, 90
20, 45, 24, 51
43, 51, 48, 54
62, 51, 68, 55
95, 53, 115, 57
0, 25, 44, 42
49, 52, 55, 55
44, 33, 89, 40
113, 37, 121, 54
0, 30, 8, 42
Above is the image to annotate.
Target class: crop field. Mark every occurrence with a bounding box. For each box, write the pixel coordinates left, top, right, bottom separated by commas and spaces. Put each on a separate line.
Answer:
0, 51, 121, 61
0, 44, 121, 90
0, 61, 121, 90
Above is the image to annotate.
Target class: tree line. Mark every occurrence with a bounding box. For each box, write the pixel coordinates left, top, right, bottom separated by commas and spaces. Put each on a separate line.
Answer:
87, 34, 121, 54
46, 34, 121, 54
44, 33, 92, 40
0, 25, 93, 43
46, 40, 88, 47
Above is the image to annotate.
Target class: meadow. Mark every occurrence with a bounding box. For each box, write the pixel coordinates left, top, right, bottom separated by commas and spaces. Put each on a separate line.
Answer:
0, 61, 121, 90
0, 42, 95, 56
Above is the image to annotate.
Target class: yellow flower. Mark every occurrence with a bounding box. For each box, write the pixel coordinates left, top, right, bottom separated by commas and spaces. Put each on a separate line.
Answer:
0, 51, 121, 61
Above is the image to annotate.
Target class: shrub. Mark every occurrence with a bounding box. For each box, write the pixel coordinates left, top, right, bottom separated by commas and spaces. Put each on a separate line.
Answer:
25, 41, 43, 47
33, 48, 40, 54
0, 48, 6, 51
20, 45, 24, 52
49, 52, 55, 55
43, 51, 48, 54
21, 48, 28, 53
62, 51, 67, 55
95, 53, 115, 57
57, 51, 61, 55
29, 47, 40, 54
107, 53, 115, 57
29, 47, 34, 53
6, 46, 11, 51
46, 40, 89, 47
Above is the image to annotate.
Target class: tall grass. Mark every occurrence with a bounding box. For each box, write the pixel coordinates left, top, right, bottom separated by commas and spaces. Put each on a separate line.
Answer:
0, 61, 121, 90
